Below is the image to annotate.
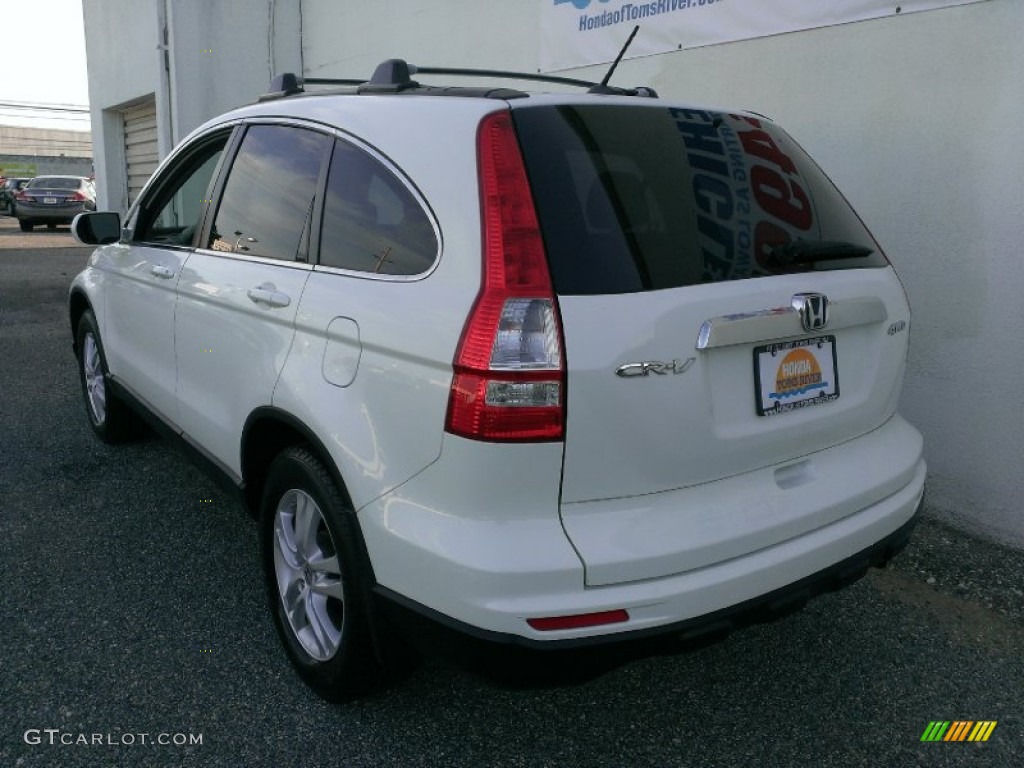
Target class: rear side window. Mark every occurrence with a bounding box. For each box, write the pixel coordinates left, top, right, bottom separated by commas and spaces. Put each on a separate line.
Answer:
513, 105, 887, 295
318, 139, 437, 275
208, 124, 330, 261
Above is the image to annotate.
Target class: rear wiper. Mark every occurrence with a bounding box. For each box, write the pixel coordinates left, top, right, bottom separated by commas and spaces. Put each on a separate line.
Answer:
769, 239, 873, 267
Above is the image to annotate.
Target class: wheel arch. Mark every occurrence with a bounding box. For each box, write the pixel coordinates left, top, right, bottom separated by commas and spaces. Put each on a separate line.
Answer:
241, 406, 357, 521
244, 406, 401, 667
69, 289, 93, 357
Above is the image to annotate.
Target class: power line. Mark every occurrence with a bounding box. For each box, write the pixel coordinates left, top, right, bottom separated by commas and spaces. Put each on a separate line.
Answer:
0, 151, 92, 156
0, 116, 91, 128
1, 151, 92, 156
0, 142, 91, 149
0, 136, 92, 144
0, 100, 90, 114
0, 116, 91, 126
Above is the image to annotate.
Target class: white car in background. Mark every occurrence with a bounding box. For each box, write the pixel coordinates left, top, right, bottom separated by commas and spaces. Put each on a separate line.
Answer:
69, 58, 925, 700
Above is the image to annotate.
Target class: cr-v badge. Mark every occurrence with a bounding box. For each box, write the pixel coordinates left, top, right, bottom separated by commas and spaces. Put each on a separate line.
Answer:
615, 357, 696, 377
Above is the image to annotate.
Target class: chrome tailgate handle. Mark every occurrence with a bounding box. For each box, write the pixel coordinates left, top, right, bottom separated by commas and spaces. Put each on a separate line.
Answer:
697, 297, 888, 350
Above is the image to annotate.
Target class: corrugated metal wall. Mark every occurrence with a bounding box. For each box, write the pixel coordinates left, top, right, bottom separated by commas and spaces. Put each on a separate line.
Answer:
122, 99, 158, 205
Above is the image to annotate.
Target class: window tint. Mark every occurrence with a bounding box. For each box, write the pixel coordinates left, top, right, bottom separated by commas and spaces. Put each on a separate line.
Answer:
513, 105, 887, 295
134, 133, 228, 246
318, 140, 437, 275
208, 124, 329, 261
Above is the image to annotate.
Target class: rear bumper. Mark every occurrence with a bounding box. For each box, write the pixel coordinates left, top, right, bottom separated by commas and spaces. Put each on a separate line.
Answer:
360, 419, 926, 645
17, 202, 91, 222
564, 415, 925, 586
375, 499, 920, 652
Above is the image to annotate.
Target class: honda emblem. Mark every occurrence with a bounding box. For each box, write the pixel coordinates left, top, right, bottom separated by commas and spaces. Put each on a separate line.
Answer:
792, 293, 829, 331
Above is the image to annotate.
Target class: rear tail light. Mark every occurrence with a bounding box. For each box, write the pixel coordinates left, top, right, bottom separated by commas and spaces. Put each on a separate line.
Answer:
15, 190, 29, 201
444, 110, 565, 442
66, 191, 87, 202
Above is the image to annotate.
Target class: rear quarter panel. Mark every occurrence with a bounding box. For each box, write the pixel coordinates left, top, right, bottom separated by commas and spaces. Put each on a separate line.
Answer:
271, 98, 500, 511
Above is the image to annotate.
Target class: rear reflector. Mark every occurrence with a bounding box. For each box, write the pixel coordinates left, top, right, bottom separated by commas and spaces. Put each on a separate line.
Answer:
526, 609, 630, 632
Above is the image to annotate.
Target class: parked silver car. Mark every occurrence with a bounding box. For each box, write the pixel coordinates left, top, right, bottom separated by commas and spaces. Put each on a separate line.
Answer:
16, 176, 96, 231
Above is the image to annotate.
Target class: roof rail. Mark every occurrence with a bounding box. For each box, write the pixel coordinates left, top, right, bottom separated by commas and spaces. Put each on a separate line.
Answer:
259, 72, 304, 101
399, 61, 657, 97
415, 66, 597, 90
358, 59, 421, 93
258, 72, 363, 101
259, 58, 658, 101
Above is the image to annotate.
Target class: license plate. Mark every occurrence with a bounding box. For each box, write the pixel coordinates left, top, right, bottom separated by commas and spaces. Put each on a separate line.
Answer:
43, 197, 58, 205
754, 335, 839, 416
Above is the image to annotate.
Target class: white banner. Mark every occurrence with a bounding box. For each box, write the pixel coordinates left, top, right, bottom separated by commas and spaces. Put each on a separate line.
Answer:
540, 0, 990, 71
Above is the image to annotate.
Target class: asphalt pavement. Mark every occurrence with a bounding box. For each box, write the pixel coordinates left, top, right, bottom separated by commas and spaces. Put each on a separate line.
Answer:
1, 214, 1021, 767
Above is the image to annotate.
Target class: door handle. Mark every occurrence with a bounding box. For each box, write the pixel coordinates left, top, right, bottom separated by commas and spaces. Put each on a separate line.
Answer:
247, 286, 291, 308
151, 265, 175, 279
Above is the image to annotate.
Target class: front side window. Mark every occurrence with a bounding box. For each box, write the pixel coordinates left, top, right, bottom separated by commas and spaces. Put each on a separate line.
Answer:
134, 132, 229, 246
318, 139, 437, 275
207, 124, 330, 261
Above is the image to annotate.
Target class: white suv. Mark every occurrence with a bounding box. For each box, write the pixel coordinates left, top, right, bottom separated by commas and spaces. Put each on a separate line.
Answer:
70, 59, 925, 699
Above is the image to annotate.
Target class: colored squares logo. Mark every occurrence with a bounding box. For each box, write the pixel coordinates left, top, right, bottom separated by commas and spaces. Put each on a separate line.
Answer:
920, 721, 997, 742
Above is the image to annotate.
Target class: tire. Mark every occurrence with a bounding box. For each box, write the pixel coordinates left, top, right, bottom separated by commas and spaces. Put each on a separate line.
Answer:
260, 447, 384, 701
18, 219, 33, 232
75, 310, 136, 443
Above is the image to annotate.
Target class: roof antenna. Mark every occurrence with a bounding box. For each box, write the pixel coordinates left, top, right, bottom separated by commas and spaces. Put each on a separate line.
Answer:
589, 25, 640, 94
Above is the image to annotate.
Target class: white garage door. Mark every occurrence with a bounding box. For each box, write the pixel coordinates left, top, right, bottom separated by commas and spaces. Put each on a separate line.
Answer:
123, 100, 159, 206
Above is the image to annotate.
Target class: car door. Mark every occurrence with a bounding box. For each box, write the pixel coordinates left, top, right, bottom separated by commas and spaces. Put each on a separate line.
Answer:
174, 122, 332, 476
99, 129, 232, 425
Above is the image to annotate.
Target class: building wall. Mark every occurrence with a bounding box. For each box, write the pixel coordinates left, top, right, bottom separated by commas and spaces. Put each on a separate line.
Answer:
0, 126, 93, 178
0, 126, 93, 158
82, 0, 302, 212
0, 154, 92, 178
302, 0, 538, 79
82, 0, 162, 213
161, 0, 301, 146
80, 0, 1023, 546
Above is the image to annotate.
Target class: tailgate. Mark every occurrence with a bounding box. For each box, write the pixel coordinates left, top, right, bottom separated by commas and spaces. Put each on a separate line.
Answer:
557, 268, 909, 505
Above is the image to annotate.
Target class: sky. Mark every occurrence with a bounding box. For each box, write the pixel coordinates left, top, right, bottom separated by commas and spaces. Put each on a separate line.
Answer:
0, 0, 91, 131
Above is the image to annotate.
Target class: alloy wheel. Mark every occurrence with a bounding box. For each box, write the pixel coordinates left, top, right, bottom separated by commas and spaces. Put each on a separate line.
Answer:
272, 489, 346, 661
82, 333, 107, 425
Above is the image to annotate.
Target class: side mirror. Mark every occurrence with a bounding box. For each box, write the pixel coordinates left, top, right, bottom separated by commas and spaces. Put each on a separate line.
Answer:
72, 211, 122, 245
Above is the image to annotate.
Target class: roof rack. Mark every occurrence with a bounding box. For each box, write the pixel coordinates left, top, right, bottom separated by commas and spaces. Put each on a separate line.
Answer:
258, 58, 658, 101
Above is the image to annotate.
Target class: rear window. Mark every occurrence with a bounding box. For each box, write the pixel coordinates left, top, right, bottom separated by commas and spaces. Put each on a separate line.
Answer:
27, 177, 81, 189
513, 105, 887, 295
